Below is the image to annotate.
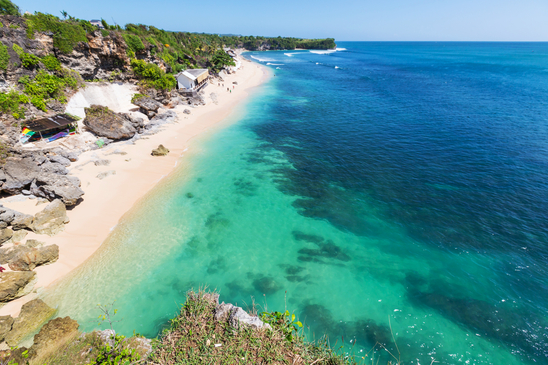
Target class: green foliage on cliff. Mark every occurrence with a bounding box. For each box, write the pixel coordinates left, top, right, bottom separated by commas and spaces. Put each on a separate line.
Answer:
0, 89, 27, 119
0, 0, 19, 15
122, 33, 145, 53
41, 54, 61, 70
149, 291, 356, 364
0, 43, 9, 71
130, 59, 176, 91
222, 35, 336, 50
19, 51, 40, 68
24, 12, 88, 53
18, 69, 78, 111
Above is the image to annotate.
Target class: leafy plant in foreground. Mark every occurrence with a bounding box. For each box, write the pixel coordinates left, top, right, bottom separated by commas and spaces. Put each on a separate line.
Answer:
260, 309, 303, 342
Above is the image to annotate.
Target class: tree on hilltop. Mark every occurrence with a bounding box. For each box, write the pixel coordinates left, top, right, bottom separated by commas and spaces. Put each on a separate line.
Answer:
0, 0, 20, 15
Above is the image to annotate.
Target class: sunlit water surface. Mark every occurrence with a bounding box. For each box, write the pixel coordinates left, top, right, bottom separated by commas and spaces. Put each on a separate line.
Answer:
45, 43, 548, 365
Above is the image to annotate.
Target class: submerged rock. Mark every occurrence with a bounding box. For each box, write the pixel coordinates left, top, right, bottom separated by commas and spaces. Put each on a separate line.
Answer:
5, 299, 56, 346
0, 271, 37, 302
31, 199, 69, 236
151, 144, 169, 156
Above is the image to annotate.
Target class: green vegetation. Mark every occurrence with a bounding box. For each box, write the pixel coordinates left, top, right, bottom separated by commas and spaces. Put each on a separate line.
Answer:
222, 35, 336, 50
149, 291, 356, 364
122, 33, 145, 53
0, 89, 27, 119
0, 43, 8, 71
131, 93, 147, 103
41, 54, 61, 70
18, 69, 78, 111
0, 0, 19, 15
130, 58, 176, 91
19, 51, 39, 68
24, 12, 88, 53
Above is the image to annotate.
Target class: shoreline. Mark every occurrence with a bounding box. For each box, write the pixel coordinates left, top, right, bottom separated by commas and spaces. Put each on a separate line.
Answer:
0, 55, 269, 317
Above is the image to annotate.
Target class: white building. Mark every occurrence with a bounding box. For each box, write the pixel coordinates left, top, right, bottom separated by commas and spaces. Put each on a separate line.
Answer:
90, 20, 105, 29
175, 69, 209, 90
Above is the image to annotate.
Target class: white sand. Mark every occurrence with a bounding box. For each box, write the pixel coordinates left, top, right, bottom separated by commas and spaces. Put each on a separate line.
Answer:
0, 57, 268, 317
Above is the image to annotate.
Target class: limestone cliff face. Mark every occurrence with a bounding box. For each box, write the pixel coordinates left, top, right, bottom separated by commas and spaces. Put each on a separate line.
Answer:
56, 30, 131, 80
0, 15, 169, 89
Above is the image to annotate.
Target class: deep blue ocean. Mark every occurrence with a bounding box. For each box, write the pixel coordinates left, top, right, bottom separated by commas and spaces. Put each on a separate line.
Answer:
47, 42, 548, 364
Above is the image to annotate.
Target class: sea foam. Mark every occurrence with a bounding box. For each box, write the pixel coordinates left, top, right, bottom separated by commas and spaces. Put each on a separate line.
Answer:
310, 50, 337, 55
250, 55, 275, 62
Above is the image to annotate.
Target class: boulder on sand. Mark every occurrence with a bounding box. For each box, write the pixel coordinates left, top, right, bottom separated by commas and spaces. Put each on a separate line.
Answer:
151, 145, 169, 156
132, 96, 162, 118
83, 105, 136, 140
31, 199, 68, 236
0, 228, 13, 245
2, 157, 41, 194
9, 245, 59, 271
30, 173, 84, 206
0, 240, 43, 264
0, 271, 37, 302
0, 315, 14, 342
5, 299, 56, 346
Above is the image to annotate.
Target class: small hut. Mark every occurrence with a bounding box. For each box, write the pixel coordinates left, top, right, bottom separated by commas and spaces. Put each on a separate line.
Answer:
175, 69, 209, 90
20, 114, 79, 144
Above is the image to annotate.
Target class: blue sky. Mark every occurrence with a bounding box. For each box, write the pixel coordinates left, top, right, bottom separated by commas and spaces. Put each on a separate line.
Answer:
14, 0, 548, 41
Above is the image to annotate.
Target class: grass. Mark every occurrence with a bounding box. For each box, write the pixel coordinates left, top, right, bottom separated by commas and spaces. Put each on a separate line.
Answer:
148, 290, 357, 365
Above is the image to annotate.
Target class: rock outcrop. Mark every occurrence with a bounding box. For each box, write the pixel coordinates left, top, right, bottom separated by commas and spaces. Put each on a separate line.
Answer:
5, 299, 56, 346
83, 105, 137, 140
0, 228, 13, 245
209, 293, 270, 330
151, 145, 169, 156
2, 157, 41, 194
145, 111, 178, 132
0, 240, 43, 264
30, 172, 84, 206
27, 316, 79, 362
31, 199, 69, 236
0, 271, 36, 302
8, 244, 59, 271
132, 96, 163, 118
0, 316, 14, 342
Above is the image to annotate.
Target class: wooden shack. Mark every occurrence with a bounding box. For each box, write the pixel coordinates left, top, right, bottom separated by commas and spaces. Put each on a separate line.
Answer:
21, 114, 79, 144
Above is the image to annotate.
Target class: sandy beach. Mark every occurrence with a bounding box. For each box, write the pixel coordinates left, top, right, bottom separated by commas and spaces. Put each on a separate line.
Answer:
0, 56, 268, 317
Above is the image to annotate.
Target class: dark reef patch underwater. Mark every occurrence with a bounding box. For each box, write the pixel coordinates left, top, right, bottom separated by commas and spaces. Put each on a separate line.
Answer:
45, 43, 548, 365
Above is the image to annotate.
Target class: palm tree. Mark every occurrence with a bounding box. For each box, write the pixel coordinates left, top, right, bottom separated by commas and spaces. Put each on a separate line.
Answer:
60, 10, 68, 19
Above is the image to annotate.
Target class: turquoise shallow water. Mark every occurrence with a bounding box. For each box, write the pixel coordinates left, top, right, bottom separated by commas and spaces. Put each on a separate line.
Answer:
45, 43, 548, 364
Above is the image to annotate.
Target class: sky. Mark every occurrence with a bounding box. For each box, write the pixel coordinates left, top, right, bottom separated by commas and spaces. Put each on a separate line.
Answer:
14, 0, 548, 41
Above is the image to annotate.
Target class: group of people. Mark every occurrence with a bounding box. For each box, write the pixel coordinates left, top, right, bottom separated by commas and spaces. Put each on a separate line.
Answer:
217, 82, 235, 93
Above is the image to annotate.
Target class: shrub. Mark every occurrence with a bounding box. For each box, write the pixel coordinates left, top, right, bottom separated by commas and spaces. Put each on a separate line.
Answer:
41, 54, 61, 70
130, 58, 176, 91
122, 33, 145, 53
100, 29, 109, 37
0, 43, 8, 71
11, 44, 23, 56
19, 70, 78, 111
0, 90, 28, 118
131, 93, 147, 103
19, 52, 40, 68
0, 0, 19, 16
25, 13, 88, 53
